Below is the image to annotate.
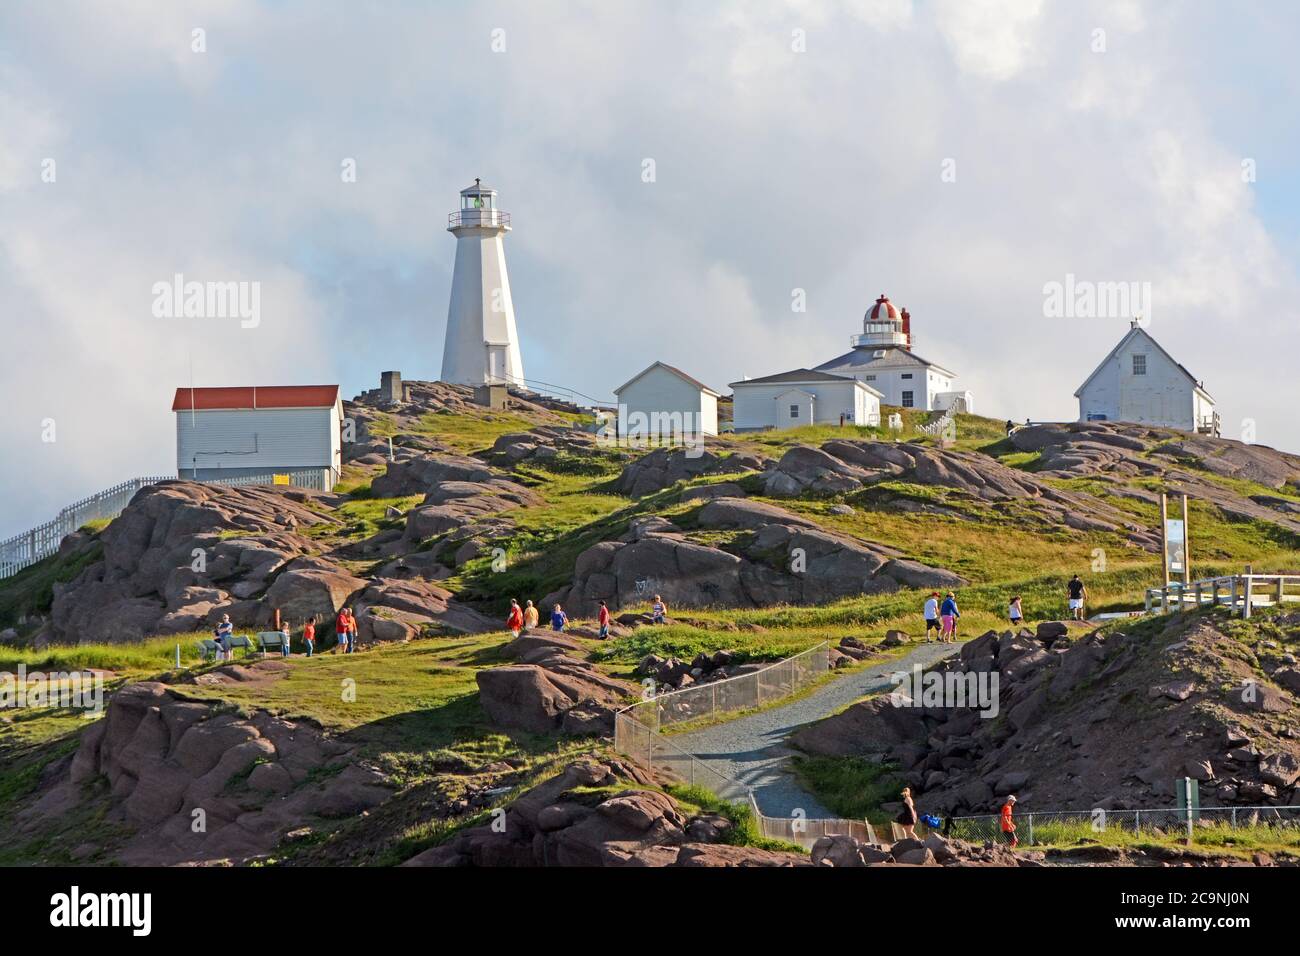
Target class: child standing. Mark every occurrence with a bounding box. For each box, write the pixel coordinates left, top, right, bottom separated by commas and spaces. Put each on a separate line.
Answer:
303, 619, 316, 657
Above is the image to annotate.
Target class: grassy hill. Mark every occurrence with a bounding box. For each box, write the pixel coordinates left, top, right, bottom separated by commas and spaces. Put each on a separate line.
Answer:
3, 390, 1300, 865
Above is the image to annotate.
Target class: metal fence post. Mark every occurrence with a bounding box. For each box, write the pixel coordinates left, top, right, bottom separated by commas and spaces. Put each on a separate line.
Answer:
1027, 814, 1034, 846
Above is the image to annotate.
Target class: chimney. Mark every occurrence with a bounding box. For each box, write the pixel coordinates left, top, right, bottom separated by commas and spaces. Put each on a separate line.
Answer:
900, 308, 912, 349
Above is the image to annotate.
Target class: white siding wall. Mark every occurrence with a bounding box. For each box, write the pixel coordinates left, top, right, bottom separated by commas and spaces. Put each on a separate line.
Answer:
775, 390, 816, 427
176, 406, 340, 475
1078, 334, 1202, 430
733, 381, 878, 430
846, 366, 941, 409
616, 366, 717, 437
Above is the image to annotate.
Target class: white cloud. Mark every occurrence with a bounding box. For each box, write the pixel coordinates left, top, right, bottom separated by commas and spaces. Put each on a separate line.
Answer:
931, 0, 1045, 81
1, 0, 1298, 537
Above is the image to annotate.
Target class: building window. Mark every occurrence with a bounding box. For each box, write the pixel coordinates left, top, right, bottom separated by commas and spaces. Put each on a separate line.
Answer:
864, 375, 876, 382
789, 404, 800, 419
901, 373, 913, 379
902, 391, 914, 408
1132, 354, 1146, 375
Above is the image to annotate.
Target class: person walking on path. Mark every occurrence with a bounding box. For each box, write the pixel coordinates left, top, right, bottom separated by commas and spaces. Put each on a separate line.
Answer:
923, 592, 941, 642
303, 619, 316, 657
651, 595, 667, 625
506, 599, 524, 638
1000, 795, 1018, 847
1008, 595, 1024, 628
550, 603, 569, 632
280, 622, 292, 658
939, 592, 960, 643
1067, 574, 1088, 621
897, 787, 919, 840
597, 600, 611, 639
523, 600, 539, 630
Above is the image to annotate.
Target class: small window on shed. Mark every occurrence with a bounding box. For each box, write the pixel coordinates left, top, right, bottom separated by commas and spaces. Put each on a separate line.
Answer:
789, 404, 800, 419
1132, 354, 1147, 375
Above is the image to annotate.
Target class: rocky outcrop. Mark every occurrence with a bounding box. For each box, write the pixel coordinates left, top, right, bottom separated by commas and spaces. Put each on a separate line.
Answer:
24, 678, 390, 865
794, 614, 1300, 817
543, 497, 964, 616
48, 482, 338, 644
475, 634, 637, 735
401, 756, 808, 867
613, 448, 767, 498
761, 439, 1161, 549
353, 578, 497, 642
488, 427, 597, 464
810, 831, 1038, 867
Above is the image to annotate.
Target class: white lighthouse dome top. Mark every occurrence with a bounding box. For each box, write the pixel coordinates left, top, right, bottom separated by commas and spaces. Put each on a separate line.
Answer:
865, 293, 900, 322
460, 177, 497, 197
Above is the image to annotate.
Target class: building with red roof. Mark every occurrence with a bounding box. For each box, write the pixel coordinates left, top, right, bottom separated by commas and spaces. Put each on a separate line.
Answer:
173, 385, 344, 488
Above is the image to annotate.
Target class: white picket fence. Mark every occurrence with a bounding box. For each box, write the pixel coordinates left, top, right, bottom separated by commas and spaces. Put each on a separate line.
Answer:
0, 469, 331, 580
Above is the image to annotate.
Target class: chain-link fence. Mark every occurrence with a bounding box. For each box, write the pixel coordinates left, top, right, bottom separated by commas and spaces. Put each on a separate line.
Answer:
619, 642, 830, 735
949, 805, 1300, 847
614, 642, 881, 848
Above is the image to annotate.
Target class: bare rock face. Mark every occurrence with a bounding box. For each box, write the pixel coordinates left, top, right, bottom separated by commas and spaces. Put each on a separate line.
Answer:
352, 577, 497, 642
760, 440, 1160, 550
475, 637, 637, 735
379, 454, 541, 545
401, 757, 807, 868
544, 497, 963, 616
369, 453, 497, 497
613, 448, 767, 498
263, 557, 368, 623
48, 482, 334, 644
25, 678, 389, 865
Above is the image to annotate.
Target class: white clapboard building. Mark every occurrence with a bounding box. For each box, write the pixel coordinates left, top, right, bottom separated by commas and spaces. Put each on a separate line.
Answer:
730, 369, 881, 432
1075, 322, 1218, 434
815, 294, 972, 412
614, 362, 719, 440
174, 385, 344, 488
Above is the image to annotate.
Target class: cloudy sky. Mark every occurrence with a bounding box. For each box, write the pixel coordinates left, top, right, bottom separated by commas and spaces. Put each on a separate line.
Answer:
2, 0, 1299, 539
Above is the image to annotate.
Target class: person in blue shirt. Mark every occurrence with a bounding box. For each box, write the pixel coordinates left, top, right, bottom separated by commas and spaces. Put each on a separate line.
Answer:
214, 614, 234, 661
939, 592, 960, 643
550, 604, 569, 632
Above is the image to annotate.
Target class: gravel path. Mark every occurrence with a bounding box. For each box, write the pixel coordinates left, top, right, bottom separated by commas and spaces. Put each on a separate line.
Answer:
668, 641, 960, 818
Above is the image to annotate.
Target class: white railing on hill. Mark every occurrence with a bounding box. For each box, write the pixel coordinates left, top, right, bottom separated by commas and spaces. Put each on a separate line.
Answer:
613, 642, 880, 848
1145, 574, 1300, 619
0, 469, 331, 580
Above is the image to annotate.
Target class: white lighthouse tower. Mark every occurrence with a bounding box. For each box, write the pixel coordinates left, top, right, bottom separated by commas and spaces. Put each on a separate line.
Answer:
440, 179, 526, 386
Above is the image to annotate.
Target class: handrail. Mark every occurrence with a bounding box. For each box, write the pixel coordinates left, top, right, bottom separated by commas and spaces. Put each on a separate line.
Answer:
1145, 573, 1300, 619
448, 210, 511, 229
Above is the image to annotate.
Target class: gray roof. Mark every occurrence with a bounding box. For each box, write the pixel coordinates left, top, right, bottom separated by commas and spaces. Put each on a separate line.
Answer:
816, 346, 954, 377
729, 368, 853, 387
460, 179, 497, 196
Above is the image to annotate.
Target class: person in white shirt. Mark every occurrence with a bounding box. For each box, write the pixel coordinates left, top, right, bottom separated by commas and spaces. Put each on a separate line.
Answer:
923, 592, 941, 642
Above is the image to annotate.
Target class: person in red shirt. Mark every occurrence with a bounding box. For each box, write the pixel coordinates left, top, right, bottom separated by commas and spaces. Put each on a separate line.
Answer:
506, 599, 524, 637
336, 608, 354, 654
303, 619, 316, 657
1000, 795, 1018, 847
598, 600, 610, 639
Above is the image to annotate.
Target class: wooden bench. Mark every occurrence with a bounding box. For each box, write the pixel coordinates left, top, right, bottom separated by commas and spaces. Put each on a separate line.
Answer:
228, 635, 254, 657
256, 631, 288, 656
196, 638, 220, 661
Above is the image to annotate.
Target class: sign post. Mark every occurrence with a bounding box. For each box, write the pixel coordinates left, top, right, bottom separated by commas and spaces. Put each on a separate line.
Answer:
1161, 493, 1190, 607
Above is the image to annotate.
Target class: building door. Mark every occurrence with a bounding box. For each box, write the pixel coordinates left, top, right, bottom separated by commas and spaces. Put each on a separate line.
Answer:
487, 345, 507, 384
